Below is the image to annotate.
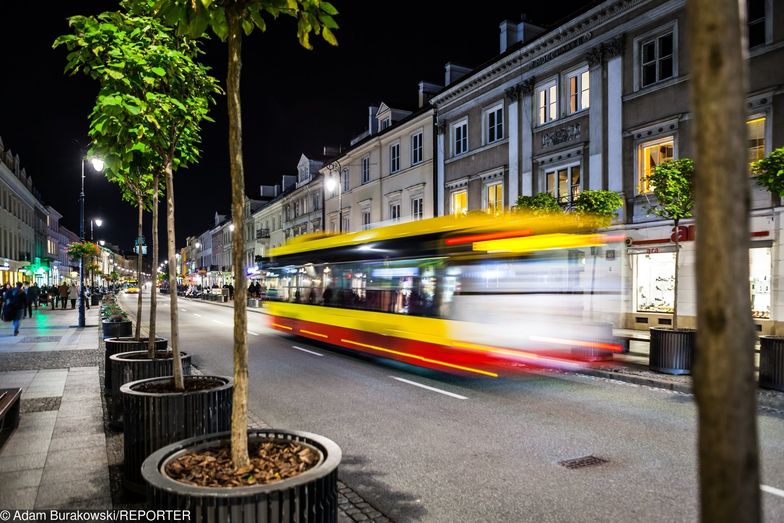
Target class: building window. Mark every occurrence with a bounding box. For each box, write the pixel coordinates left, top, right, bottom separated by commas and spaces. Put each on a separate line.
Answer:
451, 120, 468, 156
485, 182, 504, 215
484, 103, 504, 144
342, 168, 350, 192
361, 210, 371, 230
640, 32, 674, 87
361, 156, 370, 184
389, 202, 401, 222
411, 132, 423, 165
330, 219, 337, 233
381, 117, 391, 130
747, 115, 766, 169
638, 137, 674, 193
750, 246, 771, 319
341, 215, 350, 232
748, 0, 767, 48
536, 80, 558, 125
451, 189, 468, 215
544, 165, 581, 205
411, 196, 424, 220
390, 143, 400, 173
567, 68, 590, 114
635, 251, 675, 313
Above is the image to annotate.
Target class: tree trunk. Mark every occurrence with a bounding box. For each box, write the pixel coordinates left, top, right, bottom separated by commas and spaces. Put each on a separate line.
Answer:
165, 157, 184, 391
135, 198, 144, 341
673, 219, 680, 331
688, 1, 760, 521
227, 9, 249, 470
148, 171, 159, 358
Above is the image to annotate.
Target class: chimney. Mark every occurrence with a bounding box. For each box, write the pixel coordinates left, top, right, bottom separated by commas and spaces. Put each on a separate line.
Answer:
281, 175, 296, 191
444, 63, 472, 87
322, 145, 343, 157
500, 18, 547, 53
368, 106, 379, 134
260, 185, 276, 199
418, 81, 443, 108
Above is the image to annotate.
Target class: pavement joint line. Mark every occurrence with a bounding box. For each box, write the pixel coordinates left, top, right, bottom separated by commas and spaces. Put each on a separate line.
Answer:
762, 484, 784, 498
291, 345, 324, 357
390, 376, 467, 400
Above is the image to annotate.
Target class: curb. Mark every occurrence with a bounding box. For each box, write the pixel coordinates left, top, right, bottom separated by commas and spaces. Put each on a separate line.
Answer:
179, 296, 267, 314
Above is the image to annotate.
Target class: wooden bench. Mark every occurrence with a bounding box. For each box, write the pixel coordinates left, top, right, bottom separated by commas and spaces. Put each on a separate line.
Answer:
0, 388, 22, 449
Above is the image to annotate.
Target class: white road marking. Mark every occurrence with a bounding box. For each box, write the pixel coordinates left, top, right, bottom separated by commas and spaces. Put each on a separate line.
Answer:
248, 331, 259, 336
212, 319, 224, 325
181, 308, 188, 311
390, 376, 467, 400
762, 484, 784, 498
292, 345, 323, 357
193, 313, 201, 317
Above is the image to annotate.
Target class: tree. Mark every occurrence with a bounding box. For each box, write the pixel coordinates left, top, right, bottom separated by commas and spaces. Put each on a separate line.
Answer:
56, 6, 220, 387
572, 190, 624, 226
152, 0, 338, 468
752, 146, 784, 193
689, 0, 760, 518
646, 158, 694, 330
514, 193, 562, 215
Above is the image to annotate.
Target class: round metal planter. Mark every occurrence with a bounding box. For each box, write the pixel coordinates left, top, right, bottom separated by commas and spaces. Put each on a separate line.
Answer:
102, 320, 133, 339
142, 429, 342, 523
104, 338, 168, 389
108, 351, 191, 426
649, 327, 696, 375
759, 336, 784, 391
120, 375, 233, 493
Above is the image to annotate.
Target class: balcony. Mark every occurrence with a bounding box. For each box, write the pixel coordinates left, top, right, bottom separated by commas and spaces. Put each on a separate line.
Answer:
255, 228, 270, 240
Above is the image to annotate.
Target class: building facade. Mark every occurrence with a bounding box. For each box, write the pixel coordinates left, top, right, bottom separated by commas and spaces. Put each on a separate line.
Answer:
281, 154, 324, 240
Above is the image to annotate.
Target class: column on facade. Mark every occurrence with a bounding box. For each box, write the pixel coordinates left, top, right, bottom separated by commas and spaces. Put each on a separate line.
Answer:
587, 46, 604, 190
436, 122, 446, 216
606, 37, 624, 193
520, 79, 535, 196
505, 84, 521, 207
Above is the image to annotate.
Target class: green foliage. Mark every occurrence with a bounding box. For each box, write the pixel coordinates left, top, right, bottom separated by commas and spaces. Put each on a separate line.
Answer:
67, 241, 102, 260
573, 190, 624, 226
646, 158, 695, 222
152, 0, 339, 49
514, 193, 563, 215
54, 8, 220, 207
109, 270, 120, 282
752, 147, 784, 196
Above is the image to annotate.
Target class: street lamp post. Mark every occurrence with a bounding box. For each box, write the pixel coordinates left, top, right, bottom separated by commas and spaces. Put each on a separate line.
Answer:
325, 160, 342, 233
90, 218, 103, 241
79, 156, 103, 328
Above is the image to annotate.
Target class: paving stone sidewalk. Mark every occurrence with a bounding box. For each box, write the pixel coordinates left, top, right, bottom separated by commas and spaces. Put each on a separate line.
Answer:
0, 306, 110, 510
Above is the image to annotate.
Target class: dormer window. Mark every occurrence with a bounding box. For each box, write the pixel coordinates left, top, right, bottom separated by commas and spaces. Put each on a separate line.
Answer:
380, 117, 391, 130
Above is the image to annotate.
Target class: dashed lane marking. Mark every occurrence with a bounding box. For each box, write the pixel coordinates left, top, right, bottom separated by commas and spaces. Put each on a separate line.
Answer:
390, 376, 467, 400
193, 313, 201, 317
248, 331, 260, 336
292, 345, 324, 357
762, 484, 784, 498
181, 308, 188, 311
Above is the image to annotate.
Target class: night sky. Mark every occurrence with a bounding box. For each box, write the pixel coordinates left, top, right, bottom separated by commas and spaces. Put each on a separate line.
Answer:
0, 0, 591, 256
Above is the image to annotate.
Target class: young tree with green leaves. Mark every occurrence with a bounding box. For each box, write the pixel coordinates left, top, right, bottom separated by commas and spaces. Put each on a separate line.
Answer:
752, 146, 784, 194
55, 6, 220, 388
572, 190, 624, 226
646, 158, 695, 330
514, 193, 562, 214
151, 0, 338, 468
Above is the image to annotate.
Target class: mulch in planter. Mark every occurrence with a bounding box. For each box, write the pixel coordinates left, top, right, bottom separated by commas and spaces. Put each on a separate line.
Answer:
134, 377, 225, 394
120, 351, 175, 360
165, 439, 320, 488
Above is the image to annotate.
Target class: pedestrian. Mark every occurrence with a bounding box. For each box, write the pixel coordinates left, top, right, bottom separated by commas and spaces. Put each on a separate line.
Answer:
0, 283, 8, 318
228, 283, 234, 300
4, 282, 26, 336
68, 283, 78, 309
84, 286, 91, 310
49, 286, 58, 310
59, 282, 69, 309
22, 283, 32, 318
30, 282, 40, 311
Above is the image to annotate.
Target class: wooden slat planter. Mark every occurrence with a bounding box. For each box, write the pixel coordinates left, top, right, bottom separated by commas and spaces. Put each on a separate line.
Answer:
120, 375, 232, 493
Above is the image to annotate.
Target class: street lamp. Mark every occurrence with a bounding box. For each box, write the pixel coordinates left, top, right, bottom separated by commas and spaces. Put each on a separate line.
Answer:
325, 160, 342, 233
90, 218, 103, 241
79, 154, 103, 328
99, 240, 105, 246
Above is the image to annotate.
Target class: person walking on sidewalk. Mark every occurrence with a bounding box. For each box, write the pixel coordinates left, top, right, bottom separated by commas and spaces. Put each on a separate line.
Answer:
4, 282, 26, 336
22, 283, 32, 319
29, 282, 40, 309
59, 282, 68, 309
49, 285, 58, 310
68, 283, 78, 309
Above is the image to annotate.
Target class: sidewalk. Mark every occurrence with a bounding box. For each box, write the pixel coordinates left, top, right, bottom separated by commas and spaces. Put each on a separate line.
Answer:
0, 305, 110, 509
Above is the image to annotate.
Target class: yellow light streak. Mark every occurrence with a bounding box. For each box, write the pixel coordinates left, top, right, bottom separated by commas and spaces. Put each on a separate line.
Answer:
271, 323, 293, 331
340, 339, 498, 377
473, 233, 606, 254
300, 329, 328, 339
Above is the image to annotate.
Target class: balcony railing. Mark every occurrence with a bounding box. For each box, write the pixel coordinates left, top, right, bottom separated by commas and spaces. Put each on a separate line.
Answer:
255, 229, 270, 239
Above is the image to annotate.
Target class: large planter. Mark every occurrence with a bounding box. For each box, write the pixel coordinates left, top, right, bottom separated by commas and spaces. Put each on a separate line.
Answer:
102, 320, 132, 339
649, 327, 696, 375
104, 337, 168, 389
142, 429, 342, 523
109, 351, 191, 426
120, 375, 233, 493
759, 336, 784, 391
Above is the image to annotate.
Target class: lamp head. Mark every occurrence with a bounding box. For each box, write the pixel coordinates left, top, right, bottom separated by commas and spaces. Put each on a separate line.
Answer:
94, 219, 103, 227
90, 158, 104, 172
325, 177, 337, 192
99, 240, 105, 246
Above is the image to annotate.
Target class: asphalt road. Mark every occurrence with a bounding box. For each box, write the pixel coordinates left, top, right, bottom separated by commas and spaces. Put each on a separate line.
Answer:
121, 292, 784, 522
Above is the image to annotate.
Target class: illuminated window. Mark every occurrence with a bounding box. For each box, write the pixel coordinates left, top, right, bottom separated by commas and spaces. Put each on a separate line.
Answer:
635, 252, 675, 313
747, 116, 766, 170
544, 165, 581, 205
485, 182, 503, 215
536, 80, 558, 125
411, 196, 424, 220
750, 246, 771, 319
638, 137, 674, 193
451, 190, 468, 215
567, 68, 590, 114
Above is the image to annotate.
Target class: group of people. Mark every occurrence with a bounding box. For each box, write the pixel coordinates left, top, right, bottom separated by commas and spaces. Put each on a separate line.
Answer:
1, 281, 86, 336
248, 281, 265, 299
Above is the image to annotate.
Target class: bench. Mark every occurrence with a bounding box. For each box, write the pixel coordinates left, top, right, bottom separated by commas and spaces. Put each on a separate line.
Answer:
0, 388, 22, 449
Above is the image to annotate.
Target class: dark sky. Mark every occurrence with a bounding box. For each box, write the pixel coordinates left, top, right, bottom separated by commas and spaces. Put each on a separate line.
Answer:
0, 0, 591, 255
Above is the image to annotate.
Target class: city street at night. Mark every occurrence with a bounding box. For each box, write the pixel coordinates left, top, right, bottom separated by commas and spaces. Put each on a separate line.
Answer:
122, 292, 784, 522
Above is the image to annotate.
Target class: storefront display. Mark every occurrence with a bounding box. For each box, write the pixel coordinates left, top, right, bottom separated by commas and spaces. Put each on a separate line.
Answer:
635, 251, 675, 313
750, 247, 771, 319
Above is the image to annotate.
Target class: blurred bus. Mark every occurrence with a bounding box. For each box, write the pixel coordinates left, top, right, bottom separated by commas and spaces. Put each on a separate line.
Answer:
265, 213, 623, 377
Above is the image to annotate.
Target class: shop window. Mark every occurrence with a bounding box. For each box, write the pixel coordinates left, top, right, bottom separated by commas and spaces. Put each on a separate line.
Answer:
750, 247, 770, 319
485, 182, 503, 215
451, 190, 468, 215
638, 137, 674, 193
635, 251, 675, 313
544, 164, 581, 205
747, 115, 766, 170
